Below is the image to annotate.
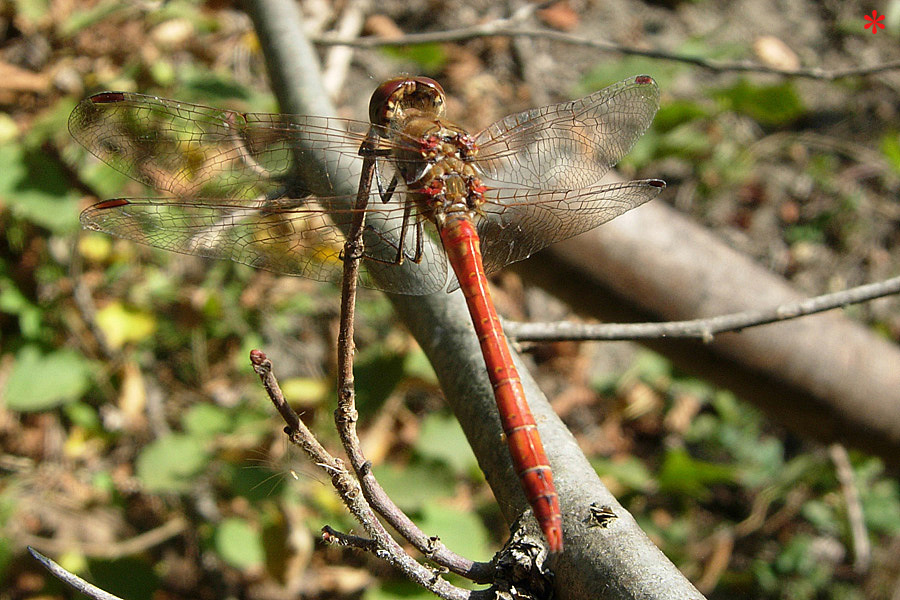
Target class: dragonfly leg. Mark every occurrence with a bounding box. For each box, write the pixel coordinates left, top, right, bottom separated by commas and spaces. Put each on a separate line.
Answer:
361, 214, 419, 266
411, 218, 424, 264
392, 201, 414, 266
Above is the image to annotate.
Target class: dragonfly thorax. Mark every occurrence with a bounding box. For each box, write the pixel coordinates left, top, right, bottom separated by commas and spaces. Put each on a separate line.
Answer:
392, 119, 487, 224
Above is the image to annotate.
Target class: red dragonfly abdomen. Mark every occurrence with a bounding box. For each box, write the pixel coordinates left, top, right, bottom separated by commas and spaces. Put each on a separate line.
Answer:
439, 213, 563, 552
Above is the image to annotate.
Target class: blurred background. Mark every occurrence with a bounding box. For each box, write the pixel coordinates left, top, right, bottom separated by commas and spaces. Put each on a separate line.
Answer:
1, 1, 900, 599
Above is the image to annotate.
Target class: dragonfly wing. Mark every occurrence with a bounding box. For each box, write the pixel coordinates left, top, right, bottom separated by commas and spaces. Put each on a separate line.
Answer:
473, 76, 659, 190
68, 92, 373, 201
361, 209, 450, 294
80, 193, 449, 294
476, 179, 665, 277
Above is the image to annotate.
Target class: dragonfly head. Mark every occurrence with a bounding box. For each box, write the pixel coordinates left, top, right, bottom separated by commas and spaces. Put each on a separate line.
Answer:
369, 76, 446, 133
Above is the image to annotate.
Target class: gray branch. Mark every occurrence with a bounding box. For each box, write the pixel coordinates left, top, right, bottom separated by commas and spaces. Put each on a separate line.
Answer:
244, 0, 705, 598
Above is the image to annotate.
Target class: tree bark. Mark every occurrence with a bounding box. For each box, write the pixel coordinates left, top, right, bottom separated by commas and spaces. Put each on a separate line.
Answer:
515, 194, 900, 471
245, 1, 707, 598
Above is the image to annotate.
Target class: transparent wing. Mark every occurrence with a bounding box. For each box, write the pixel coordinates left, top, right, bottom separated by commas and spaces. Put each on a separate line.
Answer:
70, 92, 449, 294
80, 193, 450, 294
68, 91, 379, 200
473, 75, 659, 190
476, 179, 665, 277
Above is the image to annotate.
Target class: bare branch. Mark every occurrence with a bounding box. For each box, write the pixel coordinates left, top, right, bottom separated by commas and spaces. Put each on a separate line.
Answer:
249, 350, 484, 600
246, 1, 710, 597
504, 275, 900, 342
312, 23, 900, 81
331, 138, 494, 582
29, 547, 126, 600
829, 444, 871, 574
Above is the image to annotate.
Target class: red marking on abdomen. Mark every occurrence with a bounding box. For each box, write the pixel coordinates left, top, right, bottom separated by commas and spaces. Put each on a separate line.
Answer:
440, 214, 563, 552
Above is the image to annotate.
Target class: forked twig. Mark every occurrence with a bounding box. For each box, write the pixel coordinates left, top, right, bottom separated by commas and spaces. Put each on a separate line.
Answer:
330, 141, 494, 582
504, 275, 900, 343
250, 351, 485, 600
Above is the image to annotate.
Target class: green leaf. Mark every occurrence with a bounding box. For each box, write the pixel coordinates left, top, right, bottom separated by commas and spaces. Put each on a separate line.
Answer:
64, 402, 102, 430
371, 462, 456, 513
95, 302, 158, 350
279, 377, 330, 408
0, 273, 43, 339
591, 455, 655, 494
58, 0, 128, 37
0, 143, 81, 232
860, 475, 900, 535
403, 348, 437, 384
136, 433, 211, 492
214, 518, 265, 570
364, 581, 438, 600
415, 413, 478, 475
182, 403, 233, 437
653, 100, 712, 133
354, 349, 406, 415
87, 557, 160, 600
879, 131, 900, 175
657, 447, 737, 500
12, 0, 51, 27
380, 44, 447, 73
418, 502, 493, 561
712, 79, 806, 126
3, 346, 92, 411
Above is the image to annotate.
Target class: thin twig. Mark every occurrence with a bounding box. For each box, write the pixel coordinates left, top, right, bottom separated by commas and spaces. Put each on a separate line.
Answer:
29, 547, 126, 600
322, 524, 380, 552
332, 140, 494, 582
312, 22, 900, 81
249, 350, 484, 600
504, 275, 900, 342
829, 444, 871, 574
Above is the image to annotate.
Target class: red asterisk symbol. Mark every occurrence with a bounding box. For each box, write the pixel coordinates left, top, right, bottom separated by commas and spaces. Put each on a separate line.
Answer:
864, 10, 885, 34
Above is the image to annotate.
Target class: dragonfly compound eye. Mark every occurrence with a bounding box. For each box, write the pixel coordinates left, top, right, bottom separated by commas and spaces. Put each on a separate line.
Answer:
369, 76, 446, 131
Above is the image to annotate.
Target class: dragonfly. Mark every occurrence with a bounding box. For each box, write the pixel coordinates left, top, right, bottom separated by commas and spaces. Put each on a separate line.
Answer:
69, 75, 664, 552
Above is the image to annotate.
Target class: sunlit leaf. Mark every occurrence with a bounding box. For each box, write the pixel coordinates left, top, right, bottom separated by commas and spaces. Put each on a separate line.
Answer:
78, 233, 114, 263
380, 44, 447, 73
12, 0, 50, 26
880, 132, 900, 175
371, 462, 456, 513
3, 346, 92, 411
215, 518, 265, 570
95, 302, 158, 350
364, 581, 437, 600
418, 502, 493, 561
415, 413, 478, 475
182, 403, 233, 437
591, 455, 656, 494
280, 377, 330, 408
136, 433, 211, 492
657, 447, 737, 500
